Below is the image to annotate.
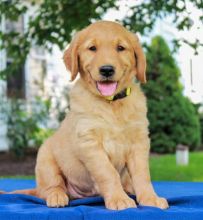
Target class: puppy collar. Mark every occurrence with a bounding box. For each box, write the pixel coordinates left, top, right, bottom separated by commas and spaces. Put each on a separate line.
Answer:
105, 87, 131, 102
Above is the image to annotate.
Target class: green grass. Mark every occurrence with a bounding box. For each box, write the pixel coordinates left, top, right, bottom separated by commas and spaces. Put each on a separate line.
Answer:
150, 152, 203, 181
1, 152, 203, 182
0, 175, 34, 179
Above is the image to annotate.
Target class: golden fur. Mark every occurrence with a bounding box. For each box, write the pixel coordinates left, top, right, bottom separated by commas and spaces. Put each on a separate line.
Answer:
8, 21, 168, 210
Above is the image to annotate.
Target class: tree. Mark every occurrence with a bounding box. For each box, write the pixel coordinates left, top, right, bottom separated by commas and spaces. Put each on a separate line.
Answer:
143, 36, 201, 153
123, 0, 203, 52
1, 0, 203, 78
0, 0, 117, 78
199, 109, 203, 147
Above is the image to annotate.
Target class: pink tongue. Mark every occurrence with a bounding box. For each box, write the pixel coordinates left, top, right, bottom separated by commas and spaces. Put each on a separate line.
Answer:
97, 82, 117, 96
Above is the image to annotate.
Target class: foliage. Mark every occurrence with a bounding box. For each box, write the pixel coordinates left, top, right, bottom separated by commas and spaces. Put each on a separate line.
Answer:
0, 0, 117, 78
32, 128, 53, 149
193, 103, 203, 147
199, 111, 203, 147
5, 97, 53, 158
123, 0, 203, 52
0, 70, 70, 158
200, 120, 203, 146
150, 152, 203, 181
143, 36, 201, 153
1, 0, 203, 78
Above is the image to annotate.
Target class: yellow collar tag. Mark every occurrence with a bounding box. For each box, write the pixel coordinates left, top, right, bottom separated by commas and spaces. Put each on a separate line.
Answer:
106, 95, 114, 101
105, 87, 131, 102
126, 87, 131, 96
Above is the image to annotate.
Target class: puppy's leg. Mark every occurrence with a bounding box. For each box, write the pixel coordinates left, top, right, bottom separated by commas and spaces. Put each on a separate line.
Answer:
36, 143, 69, 208
127, 138, 169, 209
121, 168, 134, 195
78, 134, 136, 210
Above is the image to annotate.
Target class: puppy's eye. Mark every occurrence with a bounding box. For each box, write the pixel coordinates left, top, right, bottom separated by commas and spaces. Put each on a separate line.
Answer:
117, 45, 125, 52
89, 46, 97, 51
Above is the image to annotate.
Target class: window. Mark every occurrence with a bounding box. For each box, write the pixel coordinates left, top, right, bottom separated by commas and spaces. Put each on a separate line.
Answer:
6, 60, 25, 99
5, 13, 25, 98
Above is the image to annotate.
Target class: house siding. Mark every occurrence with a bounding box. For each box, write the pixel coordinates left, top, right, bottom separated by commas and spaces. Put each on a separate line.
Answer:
0, 15, 9, 151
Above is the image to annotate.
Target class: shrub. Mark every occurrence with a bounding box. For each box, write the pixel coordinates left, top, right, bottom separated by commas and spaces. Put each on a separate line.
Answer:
143, 36, 201, 153
6, 97, 52, 158
199, 111, 203, 147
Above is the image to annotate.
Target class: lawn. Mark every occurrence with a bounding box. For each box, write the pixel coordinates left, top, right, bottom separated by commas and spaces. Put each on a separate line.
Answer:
150, 152, 203, 181
1, 152, 203, 182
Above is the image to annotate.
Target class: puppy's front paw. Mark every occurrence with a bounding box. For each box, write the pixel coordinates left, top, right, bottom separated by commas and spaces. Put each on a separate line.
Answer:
105, 194, 136, 210
138, 194, 168, 209
46, 190, 69, 208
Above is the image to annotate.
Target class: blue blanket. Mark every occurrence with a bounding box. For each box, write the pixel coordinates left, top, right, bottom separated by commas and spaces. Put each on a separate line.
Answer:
0, 180, 203, 220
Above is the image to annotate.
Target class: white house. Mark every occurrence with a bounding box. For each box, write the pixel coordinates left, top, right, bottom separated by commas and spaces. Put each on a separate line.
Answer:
0, 15, 8, 151
0, 5, 71, 151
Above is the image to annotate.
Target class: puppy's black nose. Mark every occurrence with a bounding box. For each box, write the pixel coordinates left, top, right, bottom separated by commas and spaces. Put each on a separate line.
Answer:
99, 65, 115, 78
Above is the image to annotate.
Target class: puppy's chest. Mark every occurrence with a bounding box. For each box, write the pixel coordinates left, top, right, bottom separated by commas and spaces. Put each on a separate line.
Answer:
102, 116, 137, 172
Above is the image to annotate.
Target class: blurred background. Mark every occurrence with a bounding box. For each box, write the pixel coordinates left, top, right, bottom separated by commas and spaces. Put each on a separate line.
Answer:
0, 0, 203, 181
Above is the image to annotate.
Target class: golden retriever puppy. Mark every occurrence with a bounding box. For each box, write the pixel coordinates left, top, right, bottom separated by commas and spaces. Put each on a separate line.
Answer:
10, 21, 169, 210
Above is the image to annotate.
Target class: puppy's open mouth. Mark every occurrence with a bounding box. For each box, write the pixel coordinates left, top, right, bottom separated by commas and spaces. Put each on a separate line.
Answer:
96, 81, 118, 96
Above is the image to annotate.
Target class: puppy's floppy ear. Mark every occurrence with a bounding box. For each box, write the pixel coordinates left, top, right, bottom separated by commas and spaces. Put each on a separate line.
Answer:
63, 32, 81, 81
129, 33, 146, 83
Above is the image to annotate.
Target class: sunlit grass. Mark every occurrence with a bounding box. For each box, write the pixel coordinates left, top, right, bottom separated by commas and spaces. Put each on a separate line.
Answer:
150, 152, 203, 181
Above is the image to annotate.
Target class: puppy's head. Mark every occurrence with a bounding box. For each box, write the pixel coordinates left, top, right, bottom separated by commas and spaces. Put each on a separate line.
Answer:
64, 21, 146, 97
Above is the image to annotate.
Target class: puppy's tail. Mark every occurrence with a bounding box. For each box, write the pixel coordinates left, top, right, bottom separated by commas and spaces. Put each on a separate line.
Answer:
0, 188, 38, 196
